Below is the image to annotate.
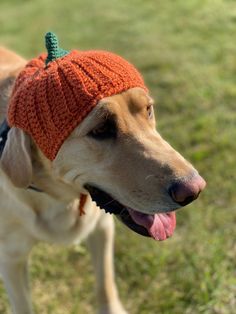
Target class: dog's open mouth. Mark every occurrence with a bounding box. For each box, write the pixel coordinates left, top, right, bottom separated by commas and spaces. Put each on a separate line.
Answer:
85, 185, 176, 241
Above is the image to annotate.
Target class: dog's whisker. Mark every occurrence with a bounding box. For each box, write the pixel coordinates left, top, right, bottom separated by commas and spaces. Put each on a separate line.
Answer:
103, 199, 116, 207
145, 174, 155, 181
119, 208, 130, 219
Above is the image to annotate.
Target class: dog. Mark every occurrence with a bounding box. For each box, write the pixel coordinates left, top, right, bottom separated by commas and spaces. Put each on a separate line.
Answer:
0, 46, 206, 314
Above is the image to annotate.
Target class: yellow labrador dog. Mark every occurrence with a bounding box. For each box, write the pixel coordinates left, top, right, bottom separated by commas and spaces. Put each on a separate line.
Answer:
0, 47, 205, 314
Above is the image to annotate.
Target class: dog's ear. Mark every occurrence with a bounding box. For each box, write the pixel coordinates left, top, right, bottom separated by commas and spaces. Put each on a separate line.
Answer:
1, 127, 32, 188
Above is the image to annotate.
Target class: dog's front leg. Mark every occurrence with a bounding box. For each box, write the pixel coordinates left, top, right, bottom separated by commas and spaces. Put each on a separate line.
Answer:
0, 258, 33, 314
86, 211, 128, 314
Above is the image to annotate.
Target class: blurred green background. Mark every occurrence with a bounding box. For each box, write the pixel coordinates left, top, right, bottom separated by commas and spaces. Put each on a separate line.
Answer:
0, 0, 236, 313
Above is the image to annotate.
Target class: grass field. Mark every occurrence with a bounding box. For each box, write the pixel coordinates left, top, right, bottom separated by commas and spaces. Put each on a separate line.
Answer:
0, 0, 236, 313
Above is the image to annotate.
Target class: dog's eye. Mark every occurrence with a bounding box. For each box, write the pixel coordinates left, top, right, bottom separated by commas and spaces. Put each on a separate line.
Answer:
147, 104, 153, 119
88, 120, 117, 140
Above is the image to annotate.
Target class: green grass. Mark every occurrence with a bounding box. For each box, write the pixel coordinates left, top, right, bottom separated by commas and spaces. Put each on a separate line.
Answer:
0, 0, 236, 313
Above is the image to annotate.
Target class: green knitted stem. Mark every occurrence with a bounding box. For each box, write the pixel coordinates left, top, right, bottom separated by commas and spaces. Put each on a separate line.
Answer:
45, 32, 69, 65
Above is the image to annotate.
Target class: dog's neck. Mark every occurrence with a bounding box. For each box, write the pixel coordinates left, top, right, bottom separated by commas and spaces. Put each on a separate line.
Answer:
31, 145, 82, 204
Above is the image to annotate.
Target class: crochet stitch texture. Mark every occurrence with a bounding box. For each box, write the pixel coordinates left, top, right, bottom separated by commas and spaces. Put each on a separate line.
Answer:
7, 32, 148, 160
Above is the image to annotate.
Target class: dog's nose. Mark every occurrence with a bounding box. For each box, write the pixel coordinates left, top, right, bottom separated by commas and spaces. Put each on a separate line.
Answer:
169, 175, 206, 206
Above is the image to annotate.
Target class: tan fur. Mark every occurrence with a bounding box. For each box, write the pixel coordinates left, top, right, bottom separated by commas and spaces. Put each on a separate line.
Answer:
0, 47, 25, 77
0, 47, 26, 122
0, 47, 200, 314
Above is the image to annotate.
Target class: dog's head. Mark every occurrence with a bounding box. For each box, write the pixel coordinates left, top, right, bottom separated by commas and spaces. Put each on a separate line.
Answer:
1, 32, 206, 240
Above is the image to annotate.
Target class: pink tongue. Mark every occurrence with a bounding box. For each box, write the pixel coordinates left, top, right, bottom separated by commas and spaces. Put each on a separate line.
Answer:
128, 209, 176, 241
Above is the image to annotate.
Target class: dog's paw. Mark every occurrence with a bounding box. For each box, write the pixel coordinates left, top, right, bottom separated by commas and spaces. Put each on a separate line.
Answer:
98, 301, 128, 314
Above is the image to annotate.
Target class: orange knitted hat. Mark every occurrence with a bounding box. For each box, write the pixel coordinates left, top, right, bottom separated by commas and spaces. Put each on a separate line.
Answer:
7, 32, 148, 160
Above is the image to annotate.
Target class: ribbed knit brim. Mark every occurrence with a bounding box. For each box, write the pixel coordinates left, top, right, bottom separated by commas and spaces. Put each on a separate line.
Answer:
8, 49, 147, 160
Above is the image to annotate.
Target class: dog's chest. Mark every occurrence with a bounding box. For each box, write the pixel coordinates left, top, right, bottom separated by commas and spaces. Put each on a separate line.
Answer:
30, 194, 101, 244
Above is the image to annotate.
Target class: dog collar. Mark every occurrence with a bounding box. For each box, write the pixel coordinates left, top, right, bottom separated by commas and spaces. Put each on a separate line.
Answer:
0, 119, 10, 157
